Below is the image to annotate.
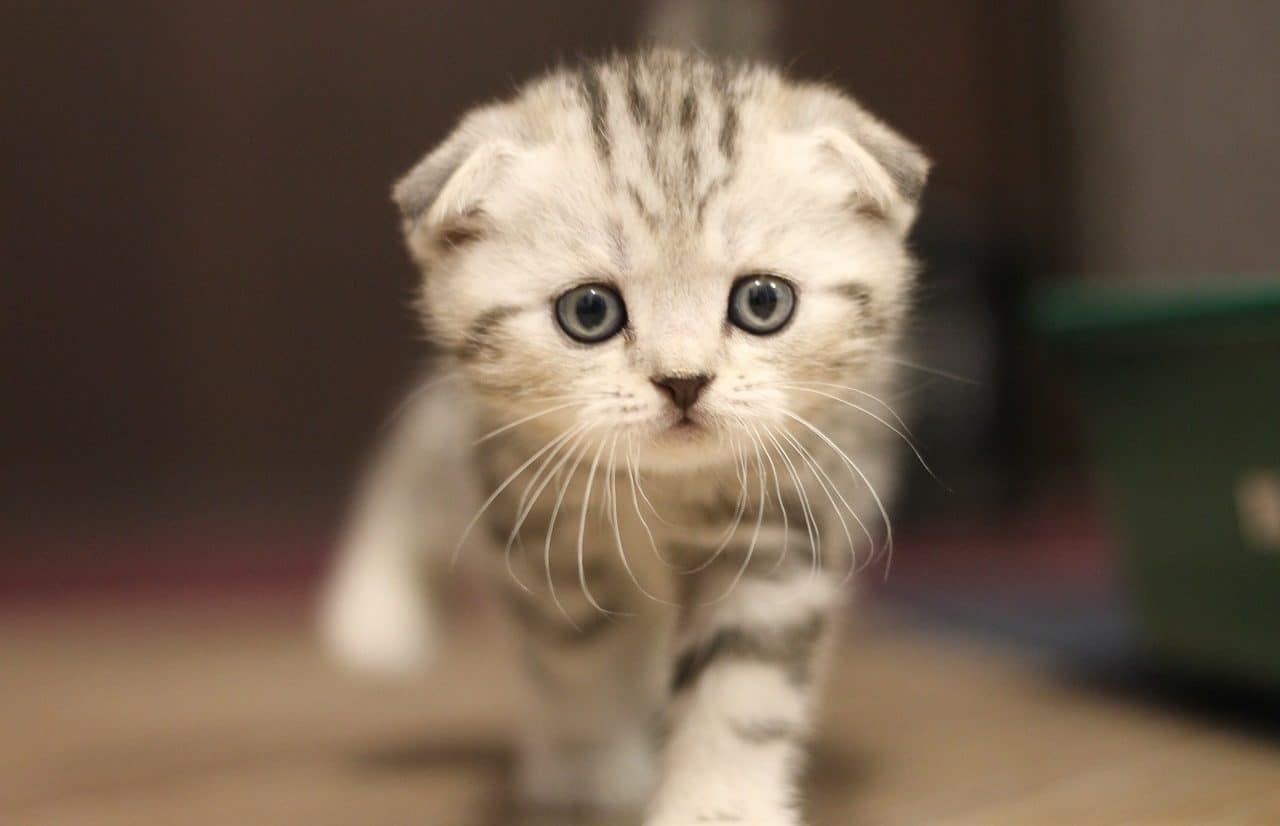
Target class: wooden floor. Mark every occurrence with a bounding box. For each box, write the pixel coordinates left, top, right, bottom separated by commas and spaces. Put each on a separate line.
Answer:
3, 596, 1279, 825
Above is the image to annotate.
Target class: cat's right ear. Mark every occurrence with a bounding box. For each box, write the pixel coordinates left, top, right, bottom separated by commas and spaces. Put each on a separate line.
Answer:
392, 107, 523, 262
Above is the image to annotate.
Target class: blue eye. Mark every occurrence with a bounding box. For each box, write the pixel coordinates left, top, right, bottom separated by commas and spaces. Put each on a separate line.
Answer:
555, 284, 627, 343
728, 275, 796, 335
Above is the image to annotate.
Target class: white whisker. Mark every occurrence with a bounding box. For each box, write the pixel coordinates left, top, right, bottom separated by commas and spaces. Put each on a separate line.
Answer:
453, 423, 585, 566
881, 355, 979, 385
773, 423, 869, 584
704, 420, 768, 605
576, 434, 622, 617
625, 434, 682, 570
775, 380, 917, 439
751, 422, 791, 575
774, 408, 895, 569
543, 431, 595, 629
759, 424, 821, 580
381, 372, 458, 432
503, 423, 592, 592
779, 384, 942, 485
684, 433, 750, 574
472, 399, 593, 445
607, 433, 677, 607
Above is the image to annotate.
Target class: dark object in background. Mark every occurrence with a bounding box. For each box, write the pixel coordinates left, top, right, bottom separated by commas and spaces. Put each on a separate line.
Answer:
1039, 280, 1280, 693
894, 202, 1035, 523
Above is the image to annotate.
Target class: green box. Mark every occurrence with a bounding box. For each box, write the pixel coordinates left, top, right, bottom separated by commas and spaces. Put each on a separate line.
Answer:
1036, 281, 1280, 691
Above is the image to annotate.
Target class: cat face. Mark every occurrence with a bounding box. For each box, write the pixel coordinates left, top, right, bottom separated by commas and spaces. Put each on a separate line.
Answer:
396, 53, 927, 471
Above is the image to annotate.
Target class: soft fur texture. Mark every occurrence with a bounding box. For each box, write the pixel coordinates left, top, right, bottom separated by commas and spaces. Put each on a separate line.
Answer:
323, 50, 928, 825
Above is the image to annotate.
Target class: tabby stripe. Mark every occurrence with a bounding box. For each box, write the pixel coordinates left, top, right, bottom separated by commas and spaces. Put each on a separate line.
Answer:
504, 586, 617, 643
577, 66, 612, 162
718, 95, 739, 160
671, 612, 826, 693
456, 304, 522, 361
831, 282, 888, 335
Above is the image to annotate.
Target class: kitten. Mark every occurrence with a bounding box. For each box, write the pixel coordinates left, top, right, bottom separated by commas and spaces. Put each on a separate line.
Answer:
324, 49, 927, 826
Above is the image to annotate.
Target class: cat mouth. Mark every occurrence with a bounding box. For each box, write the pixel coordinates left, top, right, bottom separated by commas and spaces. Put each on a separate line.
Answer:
659, 414, 706, 441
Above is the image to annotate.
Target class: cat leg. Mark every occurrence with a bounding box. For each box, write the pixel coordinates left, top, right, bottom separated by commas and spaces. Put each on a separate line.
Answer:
505, 578, 672, 823
647, 563, 839, 826
322, 378, 481, 675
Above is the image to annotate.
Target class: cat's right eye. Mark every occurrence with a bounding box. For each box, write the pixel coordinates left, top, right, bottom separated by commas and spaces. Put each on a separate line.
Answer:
555, 284, 627, 344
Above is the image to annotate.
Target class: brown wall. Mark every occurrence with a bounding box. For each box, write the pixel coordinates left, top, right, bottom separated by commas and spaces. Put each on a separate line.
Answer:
1063, 0, 1280, 278
2, 2, 1060, 526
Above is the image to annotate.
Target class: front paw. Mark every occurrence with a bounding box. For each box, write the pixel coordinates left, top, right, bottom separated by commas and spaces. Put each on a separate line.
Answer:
321, 549, 436, 676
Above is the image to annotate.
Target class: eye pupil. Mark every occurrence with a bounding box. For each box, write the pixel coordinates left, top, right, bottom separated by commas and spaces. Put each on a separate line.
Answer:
575, 291, 608, 329
746, 281, 777, 319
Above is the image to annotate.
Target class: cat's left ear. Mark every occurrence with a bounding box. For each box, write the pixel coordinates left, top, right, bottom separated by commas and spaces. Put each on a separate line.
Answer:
810, 121, 930, 236
392, 105, 525, 262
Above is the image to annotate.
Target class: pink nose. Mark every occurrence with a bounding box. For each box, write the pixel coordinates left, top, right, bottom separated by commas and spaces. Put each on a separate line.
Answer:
651, 374, 712, 412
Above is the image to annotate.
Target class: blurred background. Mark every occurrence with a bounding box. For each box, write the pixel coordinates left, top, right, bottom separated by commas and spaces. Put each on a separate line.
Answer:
4, 1, 1279, 823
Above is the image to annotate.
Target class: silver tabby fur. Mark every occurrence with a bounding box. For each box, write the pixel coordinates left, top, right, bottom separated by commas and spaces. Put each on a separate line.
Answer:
324, 49, 928, 826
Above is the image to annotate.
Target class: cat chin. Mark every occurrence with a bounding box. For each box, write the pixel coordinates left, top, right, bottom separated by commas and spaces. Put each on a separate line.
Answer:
634, 429, 734, 475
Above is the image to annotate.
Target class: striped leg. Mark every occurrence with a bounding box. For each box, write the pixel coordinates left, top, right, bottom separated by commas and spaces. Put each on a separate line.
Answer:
647, 567, 838, 826
507, 580, 672, 822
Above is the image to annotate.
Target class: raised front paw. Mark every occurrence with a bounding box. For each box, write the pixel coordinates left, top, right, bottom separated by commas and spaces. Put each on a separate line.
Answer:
321, 547, 437, 676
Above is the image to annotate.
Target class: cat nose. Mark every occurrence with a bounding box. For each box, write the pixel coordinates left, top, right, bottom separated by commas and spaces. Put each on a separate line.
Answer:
651, 374, 713, 412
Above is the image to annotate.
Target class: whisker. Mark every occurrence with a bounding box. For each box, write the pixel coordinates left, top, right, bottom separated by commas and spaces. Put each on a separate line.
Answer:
880, 355, 979, 385
774, 408, 895, 569
759, 424, 821, 580
750, 421, 790, 575
779, 384, 943, 485
628, 438, 705, 532
888, 376, 940, 403
625, 434, 683, 570
576, 434, 623, 617
381, 372, 458, 432
632, 466, 683, 528
703, 420, 768, 605
473, 399, 596, 445
773, 423, 870, 584
774, 380, 917, 439
503, 423, 591, 593
683, 433, 750, 574
453, 423, 585, 566
544, 431, 595, 629
607, 433, 677, 607
772, 425, 855, 576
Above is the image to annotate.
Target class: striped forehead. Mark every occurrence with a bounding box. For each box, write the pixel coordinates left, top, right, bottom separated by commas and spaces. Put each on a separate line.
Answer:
560, 54, 751, 234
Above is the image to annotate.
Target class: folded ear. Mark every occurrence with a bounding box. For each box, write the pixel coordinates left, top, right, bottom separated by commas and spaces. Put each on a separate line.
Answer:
810, 122, 930, 236
794, 86, 929, 236
392, 106, 524, 260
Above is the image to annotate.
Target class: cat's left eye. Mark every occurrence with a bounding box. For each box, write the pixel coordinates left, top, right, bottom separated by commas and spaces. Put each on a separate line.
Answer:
728, 274, 796, 335
555, 284, 627, 344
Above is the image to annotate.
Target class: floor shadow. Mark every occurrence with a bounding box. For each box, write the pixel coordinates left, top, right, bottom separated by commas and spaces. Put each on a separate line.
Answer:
803, 740, 879, 825
350, 735, 877, 826
805, 738, 877, 793
349, 736, 517, 825
1055, 657, 1280, 747
881, 588, 1280, 749
351, 735, 515, 775
350, 736, 652, 826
